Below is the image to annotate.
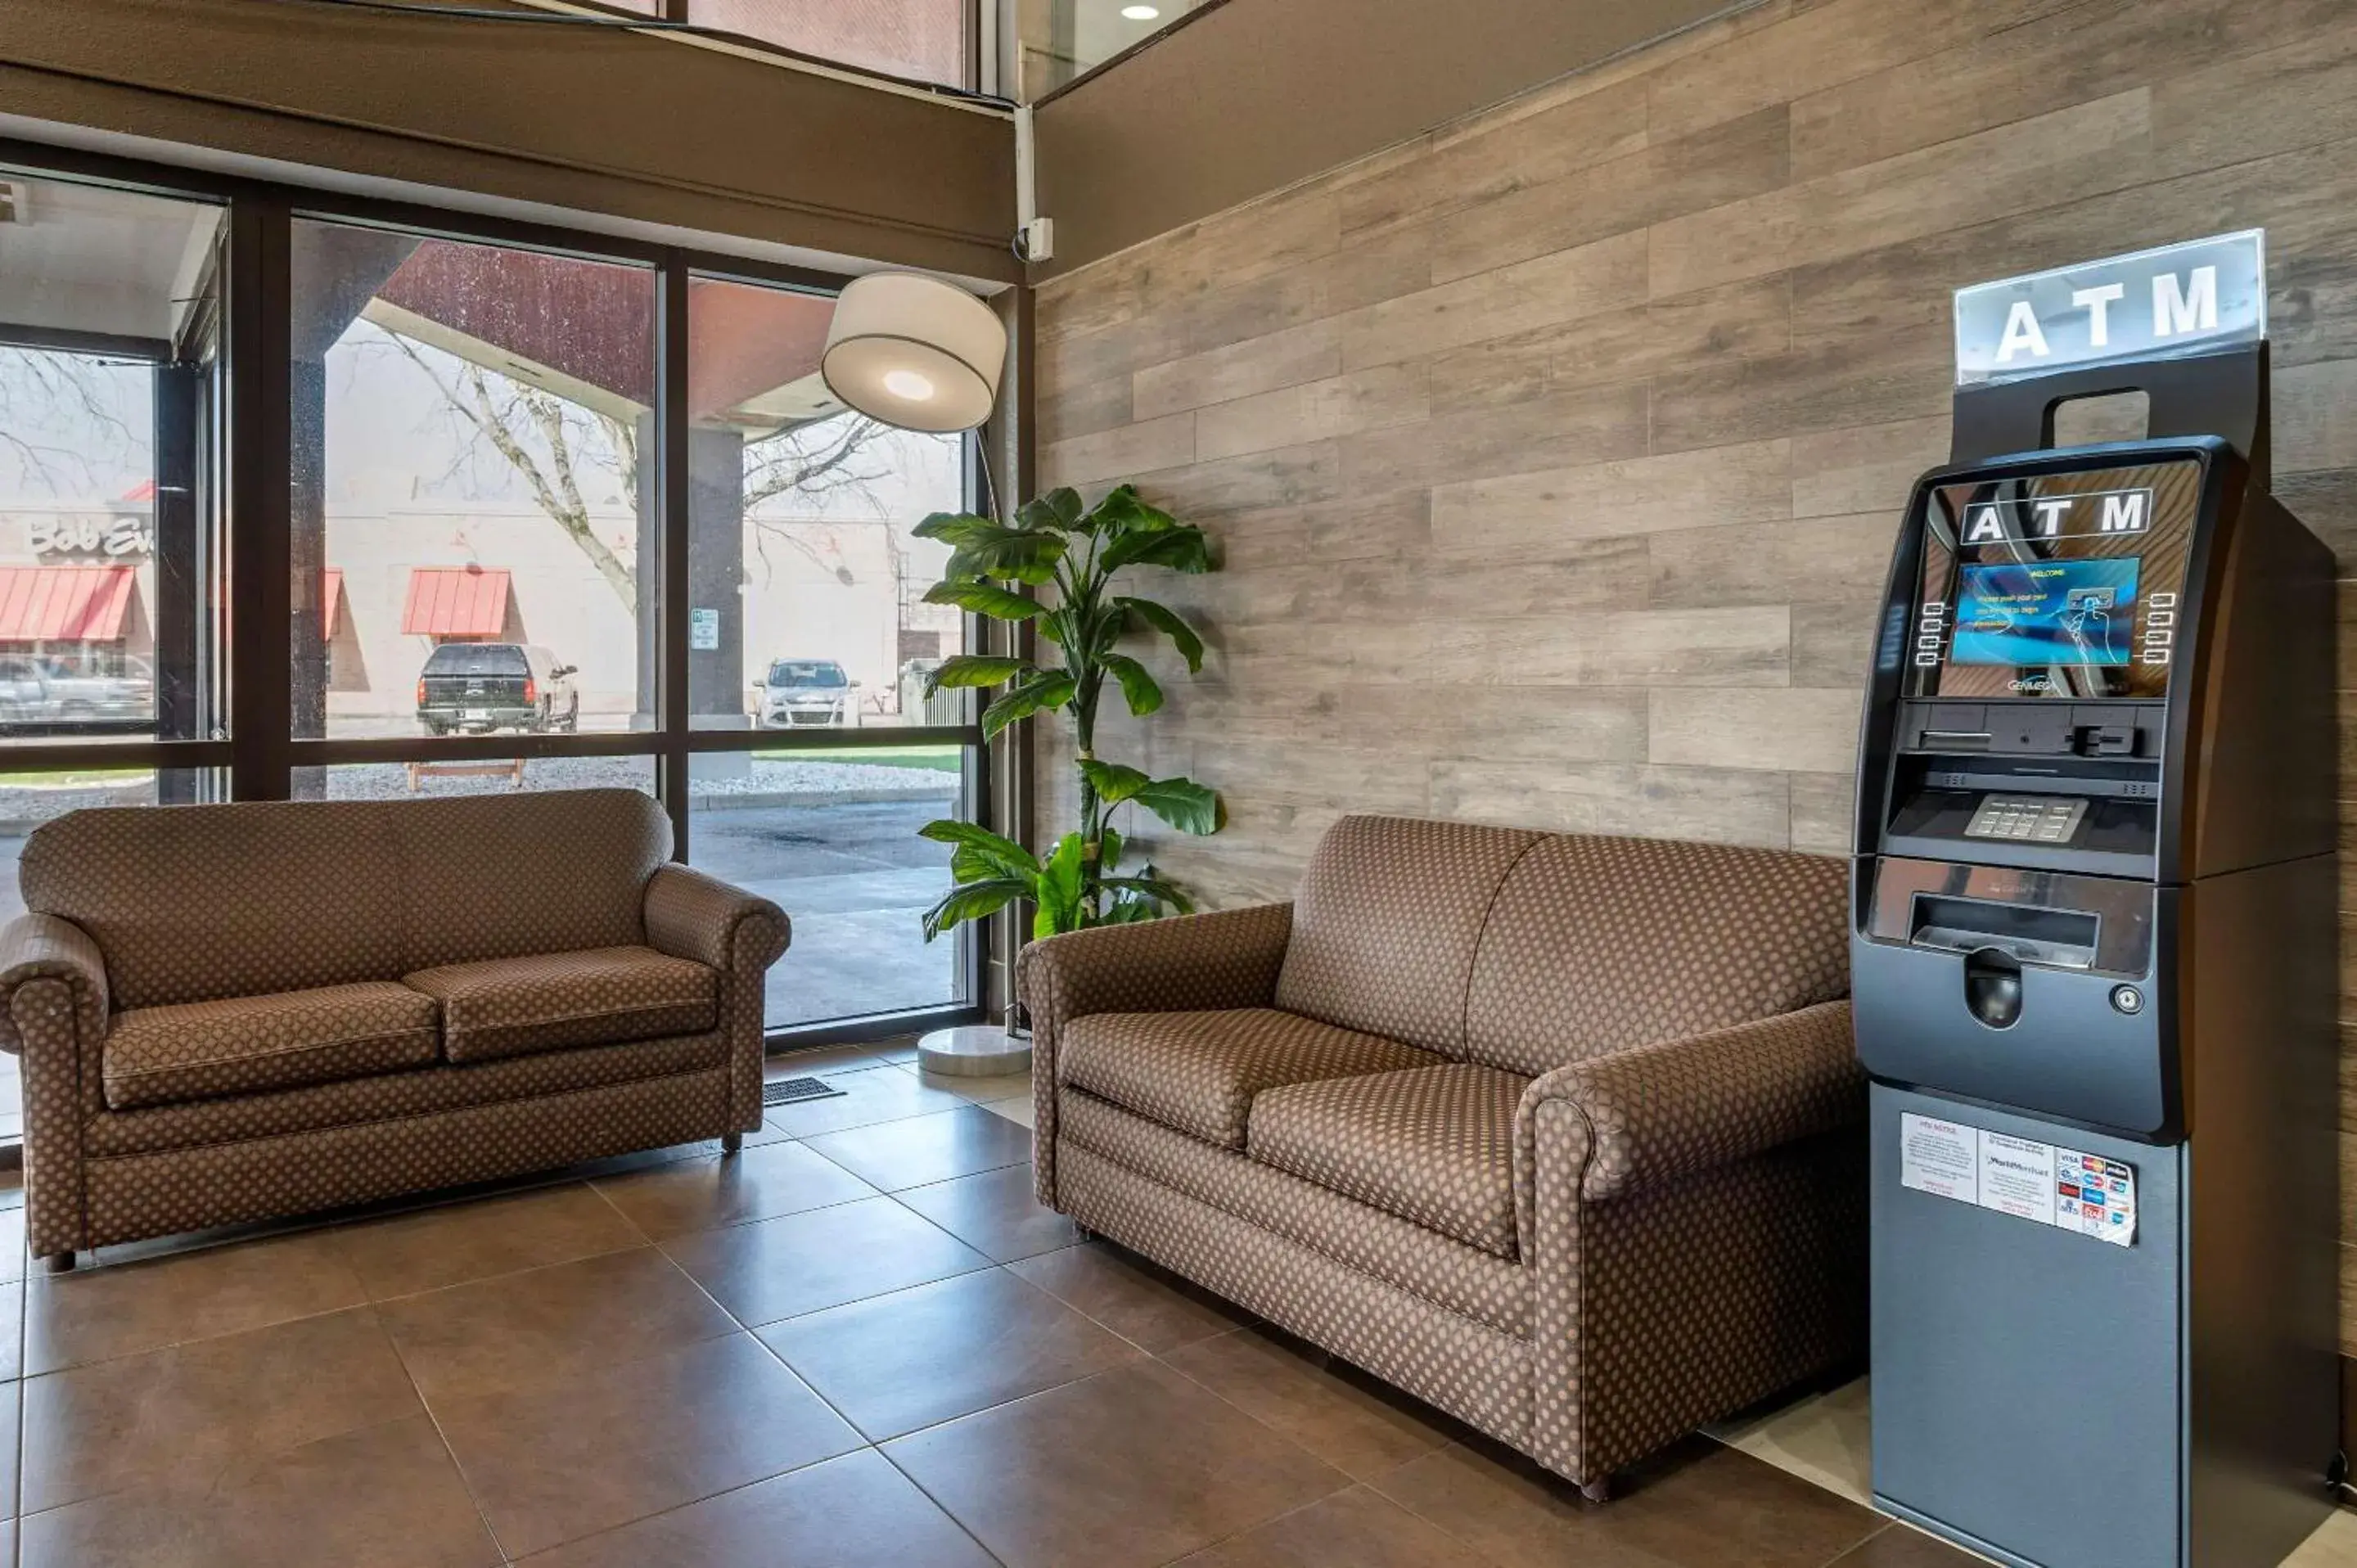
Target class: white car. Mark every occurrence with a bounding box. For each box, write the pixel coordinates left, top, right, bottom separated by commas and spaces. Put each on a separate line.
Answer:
760, 658, 859, 728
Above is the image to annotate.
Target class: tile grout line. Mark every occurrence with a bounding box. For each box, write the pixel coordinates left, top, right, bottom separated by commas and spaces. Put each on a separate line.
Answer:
864, 1417, 1017, 1568
13, 1223, 24, 1568
367, 1296, 520, 1567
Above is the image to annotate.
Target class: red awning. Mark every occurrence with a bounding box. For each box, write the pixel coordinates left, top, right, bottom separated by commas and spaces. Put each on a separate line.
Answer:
0, 566, 137, 642
402, 567, 510, 638
322, 568, 345, 638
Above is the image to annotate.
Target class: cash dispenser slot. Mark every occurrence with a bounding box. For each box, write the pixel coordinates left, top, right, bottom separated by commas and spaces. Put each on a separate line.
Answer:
1909, 893, 2098, 971
1896, 701, 2163, 760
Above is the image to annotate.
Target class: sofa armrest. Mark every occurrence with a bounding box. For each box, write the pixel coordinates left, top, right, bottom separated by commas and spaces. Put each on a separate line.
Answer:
0, 912, 109, 1054
644, 863, 791, 976
1516, 1000, 1861, 1210
1016, 901, 1293, 1039
1020, 901, 1293, 1207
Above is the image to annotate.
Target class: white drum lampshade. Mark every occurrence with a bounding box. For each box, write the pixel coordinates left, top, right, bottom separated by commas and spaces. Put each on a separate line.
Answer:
822, 272, 1007, 434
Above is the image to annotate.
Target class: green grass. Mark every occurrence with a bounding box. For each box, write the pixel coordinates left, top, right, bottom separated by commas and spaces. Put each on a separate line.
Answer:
0, 768, 151, 790
752, 745, 962, 773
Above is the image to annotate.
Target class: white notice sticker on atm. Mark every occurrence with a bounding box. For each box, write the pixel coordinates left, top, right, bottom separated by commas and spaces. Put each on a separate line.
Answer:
1978, 1133, 2057, 1223
1899, 1113, 1979, 1202
1897, 1113, 2137, 1247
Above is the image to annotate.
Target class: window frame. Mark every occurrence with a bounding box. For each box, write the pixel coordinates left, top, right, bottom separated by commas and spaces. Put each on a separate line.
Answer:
508, 0, 988, 98
0, 137, 994, 1048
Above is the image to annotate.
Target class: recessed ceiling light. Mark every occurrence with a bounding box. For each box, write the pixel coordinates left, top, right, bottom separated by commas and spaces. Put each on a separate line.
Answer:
882, 368, 937, 403
1121, 4, 1160, 19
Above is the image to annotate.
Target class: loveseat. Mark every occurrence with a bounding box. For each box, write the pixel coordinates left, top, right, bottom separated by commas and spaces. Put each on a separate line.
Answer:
1019, 813, 1864, 1495
0, 788, 787, 1268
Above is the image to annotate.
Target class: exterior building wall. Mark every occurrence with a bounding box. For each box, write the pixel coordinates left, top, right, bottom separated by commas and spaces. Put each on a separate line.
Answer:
320, 506, 911, 726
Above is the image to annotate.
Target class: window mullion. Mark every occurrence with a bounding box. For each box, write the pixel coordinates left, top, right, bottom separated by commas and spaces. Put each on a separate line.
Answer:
657, 253, 694, 859
227, 190, 294, 802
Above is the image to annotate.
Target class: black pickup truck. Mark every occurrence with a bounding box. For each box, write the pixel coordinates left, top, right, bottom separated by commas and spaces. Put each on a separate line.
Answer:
415, 642, 579, 735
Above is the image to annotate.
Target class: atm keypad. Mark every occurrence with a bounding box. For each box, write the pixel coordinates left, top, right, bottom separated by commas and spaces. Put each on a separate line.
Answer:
1964, 795, 2089, 844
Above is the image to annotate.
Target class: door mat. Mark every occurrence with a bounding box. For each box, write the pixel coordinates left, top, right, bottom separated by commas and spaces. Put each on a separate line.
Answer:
762, 1076, 847, 1106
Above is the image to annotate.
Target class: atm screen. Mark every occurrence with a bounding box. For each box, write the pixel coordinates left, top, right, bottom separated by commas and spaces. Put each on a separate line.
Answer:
1950, 559, 2141, 667
1905, 457, 2203, 701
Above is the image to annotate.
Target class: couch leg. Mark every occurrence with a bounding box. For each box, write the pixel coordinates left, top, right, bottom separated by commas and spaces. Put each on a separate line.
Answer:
40, 1250, 74, 1274
1580, 1476, 1613, 1505
722, 1133, 743, 1156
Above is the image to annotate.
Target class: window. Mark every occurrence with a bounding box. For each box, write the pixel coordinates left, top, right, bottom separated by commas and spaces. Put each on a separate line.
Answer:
289, 220, 658, 742
683, 273, 971, 734
0, 148, 998, 1160
681, 270, 981, 1031
688, 0, 972, 88
0, 175, 228, 745
1021, 0, 1216, 97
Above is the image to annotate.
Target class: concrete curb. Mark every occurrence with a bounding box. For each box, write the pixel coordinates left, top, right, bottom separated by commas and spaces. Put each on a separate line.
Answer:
0, 782, 960, 834
689, 785, 958, 812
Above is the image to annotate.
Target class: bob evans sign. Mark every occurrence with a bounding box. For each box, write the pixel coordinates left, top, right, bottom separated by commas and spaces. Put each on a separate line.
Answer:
1954, 231, 2265, 386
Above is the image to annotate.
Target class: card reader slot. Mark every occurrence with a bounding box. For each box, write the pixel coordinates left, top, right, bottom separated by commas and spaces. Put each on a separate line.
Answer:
1909, 894, 2100, 971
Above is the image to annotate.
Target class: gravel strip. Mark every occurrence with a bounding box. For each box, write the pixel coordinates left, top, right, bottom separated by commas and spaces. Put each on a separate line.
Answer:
0, 756, 956, 828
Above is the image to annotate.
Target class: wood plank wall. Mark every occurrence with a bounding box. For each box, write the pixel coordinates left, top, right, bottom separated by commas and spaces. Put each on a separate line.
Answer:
1031, 0, 2357, 1343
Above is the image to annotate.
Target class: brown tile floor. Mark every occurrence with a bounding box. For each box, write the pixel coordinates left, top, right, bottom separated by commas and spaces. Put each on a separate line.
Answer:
0, 1044, 2096, 1566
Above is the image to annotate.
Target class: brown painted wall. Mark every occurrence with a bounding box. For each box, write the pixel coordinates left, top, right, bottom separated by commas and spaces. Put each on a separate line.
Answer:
1029, 0, 1740, 277
1033, 0, 2357, 1340
0, 0, 1016, 280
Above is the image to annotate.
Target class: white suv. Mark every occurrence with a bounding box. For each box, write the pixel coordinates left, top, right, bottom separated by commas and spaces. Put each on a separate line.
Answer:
760, 658, 859, 728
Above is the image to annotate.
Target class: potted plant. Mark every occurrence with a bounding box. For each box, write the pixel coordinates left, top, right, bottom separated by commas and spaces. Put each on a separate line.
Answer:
913, 483, 1224, 945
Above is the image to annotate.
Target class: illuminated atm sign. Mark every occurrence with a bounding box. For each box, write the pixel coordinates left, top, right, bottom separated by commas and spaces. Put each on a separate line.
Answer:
1959, 489, 2153, 543
1954, 231, 2265, 386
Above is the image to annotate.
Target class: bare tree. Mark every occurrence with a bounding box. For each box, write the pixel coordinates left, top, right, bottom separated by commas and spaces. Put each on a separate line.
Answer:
0, 348, 146, 497
381, 332, 639, 605
376, 327, 896, 608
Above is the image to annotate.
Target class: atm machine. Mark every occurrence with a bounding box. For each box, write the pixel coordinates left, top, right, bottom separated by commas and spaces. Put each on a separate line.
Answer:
1852, 313, 2340, 1564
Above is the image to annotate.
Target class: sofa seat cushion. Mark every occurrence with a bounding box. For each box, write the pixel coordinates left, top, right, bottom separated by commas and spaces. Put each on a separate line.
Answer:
103, 981, 441, 1111
1249, 1062, 1527, 1259
406, 945, 718, 1065
1060, 1007, 1439, 1151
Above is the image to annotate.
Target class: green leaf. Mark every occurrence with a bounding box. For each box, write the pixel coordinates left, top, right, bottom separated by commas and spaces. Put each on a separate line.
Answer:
912, 511, 1001, 547
1034, 833, 1088, 938
948, 527, 1067, 586
1099, 900, 1159, 923
925, 656, 1030, 694
1078, 759, 1151, 806
1016, 489, 1087, 532
919, 820, 1038, 881
1099, 652, 1164, 717
1115, 597, 1204, 673
1087, 484, 1178, 535
1131, 775, 1224, 836
1096, 825, 1124, 874
981, 671, 1077, 741
1102, 525, 1212, 575
924, 580, 1043, 620
922, 878, 1025, 941
1102, 874, 1194, 916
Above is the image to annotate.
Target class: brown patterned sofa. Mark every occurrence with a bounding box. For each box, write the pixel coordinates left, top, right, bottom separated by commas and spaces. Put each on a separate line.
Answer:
0, 789, 787, 1268
1019, 814, 1864, 1497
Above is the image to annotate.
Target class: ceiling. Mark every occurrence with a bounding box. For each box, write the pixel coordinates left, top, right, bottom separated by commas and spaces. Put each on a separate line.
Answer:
0, 173, 222, 346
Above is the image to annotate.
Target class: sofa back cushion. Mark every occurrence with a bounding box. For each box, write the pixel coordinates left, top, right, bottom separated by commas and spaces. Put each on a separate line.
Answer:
1273, 814, 1540, 1057
20, 800, 406, 1009
1461, 833, 1849, 1077
20, 789, 671, 1009
390, 790, 669, 971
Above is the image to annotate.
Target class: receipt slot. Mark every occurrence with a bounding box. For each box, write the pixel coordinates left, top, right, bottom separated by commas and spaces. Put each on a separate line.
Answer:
1851, 326, 2339, 1561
